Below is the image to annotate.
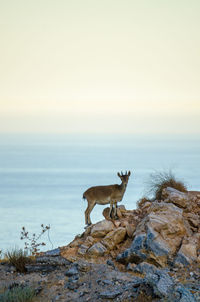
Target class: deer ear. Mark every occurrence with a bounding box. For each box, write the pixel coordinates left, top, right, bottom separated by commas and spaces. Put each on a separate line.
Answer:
117, 172, 121, 177
128, 171, 131, 176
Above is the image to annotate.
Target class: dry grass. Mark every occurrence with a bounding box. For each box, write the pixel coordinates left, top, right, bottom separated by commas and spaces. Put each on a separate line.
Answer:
146, 170, 187, 200
5, 249, 32, 273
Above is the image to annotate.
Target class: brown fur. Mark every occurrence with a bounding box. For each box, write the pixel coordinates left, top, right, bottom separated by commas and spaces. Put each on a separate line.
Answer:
83, 171, 131, 225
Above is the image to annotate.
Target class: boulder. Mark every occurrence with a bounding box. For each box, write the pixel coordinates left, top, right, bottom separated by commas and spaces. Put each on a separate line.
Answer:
145, 269, 174, 298
87, 242, 107, 256
174, 234, 199, 266
90, 220, 114, 238
102, 207, 112, 220
126, 224, 135, 238
101, 227, 126, 250
162, 187, 189, 208
117, 202, 190, 267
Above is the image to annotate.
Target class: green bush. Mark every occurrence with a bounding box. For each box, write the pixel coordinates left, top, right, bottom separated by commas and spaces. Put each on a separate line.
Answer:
0, 286, 35, 302
5, 249, 32, 273
146, 170, 187, 200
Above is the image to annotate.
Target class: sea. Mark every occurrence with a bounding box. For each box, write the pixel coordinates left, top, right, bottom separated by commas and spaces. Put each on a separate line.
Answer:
0, 133, 199, 253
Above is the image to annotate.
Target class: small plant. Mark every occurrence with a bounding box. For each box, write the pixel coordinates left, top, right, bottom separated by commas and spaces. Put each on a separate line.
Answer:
0, 285, 36, 302
146, 170, 187, 200
5, 249, 31, 273
20, 224, 51, 256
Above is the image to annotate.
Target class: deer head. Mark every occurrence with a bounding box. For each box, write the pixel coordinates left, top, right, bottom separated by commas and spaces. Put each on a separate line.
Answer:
117, 171, 131, 185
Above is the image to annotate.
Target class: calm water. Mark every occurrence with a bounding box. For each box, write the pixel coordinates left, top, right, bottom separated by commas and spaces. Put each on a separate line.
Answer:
0, 134, 199, 253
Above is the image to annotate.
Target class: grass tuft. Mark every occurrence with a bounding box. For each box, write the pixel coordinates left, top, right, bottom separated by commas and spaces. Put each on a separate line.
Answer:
146, 170, 187, 200
5, 249, 32, 273
0, 285, 35, 302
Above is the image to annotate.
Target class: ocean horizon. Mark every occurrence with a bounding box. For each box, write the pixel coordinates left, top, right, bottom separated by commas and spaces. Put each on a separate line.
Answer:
0, 133, 199, 253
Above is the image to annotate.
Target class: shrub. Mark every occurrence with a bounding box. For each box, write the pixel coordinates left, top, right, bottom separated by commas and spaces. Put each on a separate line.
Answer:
20, 224, 51, 256
5, 249, 32, 273
0, 285, 35, 302
146, 170, 187, 200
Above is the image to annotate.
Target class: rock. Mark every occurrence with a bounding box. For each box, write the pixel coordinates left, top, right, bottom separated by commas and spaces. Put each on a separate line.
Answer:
145, 269, 174, 298
99, 289, 122, 299
186, 213, 199, 228
25, 264, 57, 273
141, 201, 152, 210
106, 259, 115, 268
65, 264, 79, 276
117, 202, 190, 267
118, 205, 126, 211
116, 208, 123, 218
44, 248, 60, 257
101, 227, 126, 250
173, 285, 197, 302
133, 262, 158, 275
77, 245, 89, 256
90, 220, 114, 238
174, 234, 199, 266
126, 224, 135, 238
35, 256, 71, 266
87, 242, 107, 256
102, 207, 112, 220
76, 261, 91, 272
25, 255, 71, 273
162, 187, 188, 208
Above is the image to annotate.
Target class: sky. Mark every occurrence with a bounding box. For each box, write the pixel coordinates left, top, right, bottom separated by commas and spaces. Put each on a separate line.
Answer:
0, 0, 200, 134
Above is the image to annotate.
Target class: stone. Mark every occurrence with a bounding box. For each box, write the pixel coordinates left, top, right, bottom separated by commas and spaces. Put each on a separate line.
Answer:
102, 207, 112, 220
65, 264, 79, 276
116, 208, 123, 218
101, 227, 126, 250
106, 259, 115, 268
186, 213, 199, 228
173, 285, 196, 302
44, 248, 60, 257
133, 262, 158, 275
76, 261, 91, 272
77, 245, 89, 256
99, 290, 122, 299
25, 264, 57, 273
162, 187, 188, 208
90, 220, 114, 238
126, 224, 135, 238
145, 269, 174, 298
87, 242, 107, 256
117, 202, 190, 267
35, 256, 71, 266
174, 234, 199, 266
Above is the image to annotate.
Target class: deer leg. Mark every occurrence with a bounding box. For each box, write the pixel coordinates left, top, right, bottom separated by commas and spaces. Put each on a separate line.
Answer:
114, 201, 118, 219
109, 201, 114, 218
85, 201, 96, 225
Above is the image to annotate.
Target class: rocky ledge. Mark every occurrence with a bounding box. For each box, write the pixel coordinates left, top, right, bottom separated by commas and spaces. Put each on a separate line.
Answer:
0, 187, 200, 301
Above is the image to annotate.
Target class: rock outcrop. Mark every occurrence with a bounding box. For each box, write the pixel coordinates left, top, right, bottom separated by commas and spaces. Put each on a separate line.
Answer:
61, 187, 200, 270
116, 187, 200, 268
1, 186, 200, 301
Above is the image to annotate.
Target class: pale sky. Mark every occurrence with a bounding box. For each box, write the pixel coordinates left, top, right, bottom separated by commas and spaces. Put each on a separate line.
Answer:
0, 0, 200, 134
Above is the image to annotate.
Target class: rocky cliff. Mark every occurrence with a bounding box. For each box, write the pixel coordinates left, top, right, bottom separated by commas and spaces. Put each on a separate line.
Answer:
0, 187, 200, 301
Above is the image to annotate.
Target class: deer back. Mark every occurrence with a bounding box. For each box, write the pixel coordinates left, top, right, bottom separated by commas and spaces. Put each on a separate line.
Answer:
83, 184, 122, 201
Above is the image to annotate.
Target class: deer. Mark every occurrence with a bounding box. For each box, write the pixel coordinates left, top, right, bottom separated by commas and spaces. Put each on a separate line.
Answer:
83, 171, 131, 226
